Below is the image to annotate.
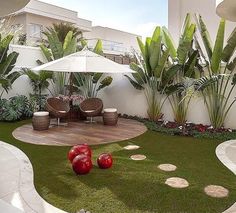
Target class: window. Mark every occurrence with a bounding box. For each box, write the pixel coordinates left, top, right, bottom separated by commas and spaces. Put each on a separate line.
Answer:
29, 24, 42, 38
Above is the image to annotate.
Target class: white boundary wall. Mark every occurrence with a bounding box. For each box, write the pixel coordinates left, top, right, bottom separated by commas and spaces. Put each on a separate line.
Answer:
4, 44, 236, 129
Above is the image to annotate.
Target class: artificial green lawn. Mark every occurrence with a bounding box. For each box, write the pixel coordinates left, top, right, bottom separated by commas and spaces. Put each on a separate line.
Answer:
0, 120, 236, 213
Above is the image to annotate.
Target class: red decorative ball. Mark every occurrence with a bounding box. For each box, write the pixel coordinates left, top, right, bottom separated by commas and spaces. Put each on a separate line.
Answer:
97, 153, 113, 169
68, 144, 92, 163
72, 154, 92, 175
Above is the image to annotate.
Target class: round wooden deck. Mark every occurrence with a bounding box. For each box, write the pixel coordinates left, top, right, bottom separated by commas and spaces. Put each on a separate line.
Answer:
12, 118, 147, 146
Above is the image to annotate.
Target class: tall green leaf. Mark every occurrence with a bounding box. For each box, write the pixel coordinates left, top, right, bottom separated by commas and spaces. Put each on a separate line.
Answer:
137, 37, 145, 57
39, 44, 53, 62
184, 50, 199, 78
211, 19, 225, 73
93, 39, 103, 55
47, 31, 63, 59
197, 15, 213, 60
162, 26, 177, 58
180, 13, 191, 42
155, 48, 170, 78
222, 28, 236, 62
63, 31, 73, 50
0, 52, 19, 75
177, 24, 196, 65
149, 39, 162, 71
151, 26, 161, 42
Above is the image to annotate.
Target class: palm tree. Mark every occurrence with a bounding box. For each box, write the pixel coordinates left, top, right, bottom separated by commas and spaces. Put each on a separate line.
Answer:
0, 34, 21, 98
44, 22, 83, 43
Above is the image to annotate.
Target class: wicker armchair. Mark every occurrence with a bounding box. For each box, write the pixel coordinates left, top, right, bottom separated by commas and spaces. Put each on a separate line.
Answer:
79, 98, 103, 123
46, 97, 70, 126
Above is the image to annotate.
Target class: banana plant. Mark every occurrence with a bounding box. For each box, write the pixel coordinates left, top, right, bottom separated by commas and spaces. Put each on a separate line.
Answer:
0, 34, 21, 98
73, 39, 113, 98
125, 27, 172, 121
162, 14, 202, 125
194, 15, 236, 129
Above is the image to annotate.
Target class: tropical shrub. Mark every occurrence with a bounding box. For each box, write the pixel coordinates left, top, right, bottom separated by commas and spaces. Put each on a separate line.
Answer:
0, 95, 33, 121
23, 69, 53, 110
162, 14, 202, 125
194, 15, 236, 129
125, 27, 174, 121
0, 33, 21, 98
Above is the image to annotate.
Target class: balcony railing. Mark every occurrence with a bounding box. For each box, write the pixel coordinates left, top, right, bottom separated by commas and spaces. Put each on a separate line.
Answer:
86, 39, 128, 54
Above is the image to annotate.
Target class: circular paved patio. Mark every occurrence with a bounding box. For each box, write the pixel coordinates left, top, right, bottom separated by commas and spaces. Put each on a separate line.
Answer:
12, 118, 147, 146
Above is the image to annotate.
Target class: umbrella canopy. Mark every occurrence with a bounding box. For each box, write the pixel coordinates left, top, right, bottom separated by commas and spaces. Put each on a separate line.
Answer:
0, 0, 30, 17
33, 49, 135, 73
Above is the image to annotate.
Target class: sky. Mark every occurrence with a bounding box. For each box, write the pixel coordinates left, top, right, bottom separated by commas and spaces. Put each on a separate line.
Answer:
40, 0, 168, 38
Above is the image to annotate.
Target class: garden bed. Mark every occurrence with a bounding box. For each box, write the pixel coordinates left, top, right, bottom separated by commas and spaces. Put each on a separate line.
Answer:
120, 114, 236, 141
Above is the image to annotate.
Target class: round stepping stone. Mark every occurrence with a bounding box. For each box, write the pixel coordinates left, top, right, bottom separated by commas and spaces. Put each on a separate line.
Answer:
165, 177, 189, 188
124, 145, 140, 150
130, 154, 146, 161
204, 185, 229, 198
158, 164, 177, 172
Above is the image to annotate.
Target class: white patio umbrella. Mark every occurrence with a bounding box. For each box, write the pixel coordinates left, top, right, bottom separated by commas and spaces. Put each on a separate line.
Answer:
0, 0, 30, 17
32, 49, 135, 74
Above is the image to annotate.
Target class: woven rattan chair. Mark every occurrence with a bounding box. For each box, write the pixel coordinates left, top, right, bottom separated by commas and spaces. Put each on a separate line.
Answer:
46, 97, 70, 126
79, 98, 103, 123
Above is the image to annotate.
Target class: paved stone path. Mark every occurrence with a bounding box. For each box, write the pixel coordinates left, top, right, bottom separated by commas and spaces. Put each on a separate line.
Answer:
204, 185, 229, 198
158, 164, 177, 172
123, 145, 140, 150
0, 141, 67, 213
165, 177, 189, 188
130, 154, 146, 161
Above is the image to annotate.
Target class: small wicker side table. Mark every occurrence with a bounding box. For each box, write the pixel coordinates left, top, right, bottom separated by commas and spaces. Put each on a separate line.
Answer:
32, 111, 50, 131
103, 108, 118, 126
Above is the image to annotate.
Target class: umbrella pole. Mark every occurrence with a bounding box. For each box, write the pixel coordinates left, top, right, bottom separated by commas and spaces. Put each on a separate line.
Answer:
69, 73, 73, 97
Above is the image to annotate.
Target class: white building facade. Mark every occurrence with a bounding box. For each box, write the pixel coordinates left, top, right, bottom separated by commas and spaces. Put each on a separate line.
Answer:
8, 0, 140, 55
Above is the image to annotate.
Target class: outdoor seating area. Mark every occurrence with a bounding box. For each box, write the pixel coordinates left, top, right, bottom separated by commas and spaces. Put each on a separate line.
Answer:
1, 0, 236, 213
13, 117, 147, 146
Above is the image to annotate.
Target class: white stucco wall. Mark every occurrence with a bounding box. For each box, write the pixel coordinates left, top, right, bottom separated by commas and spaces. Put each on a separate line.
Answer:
4, 37, 236, 129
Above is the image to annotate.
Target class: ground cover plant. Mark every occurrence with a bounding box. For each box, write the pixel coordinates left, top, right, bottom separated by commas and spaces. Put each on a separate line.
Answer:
0, 121, 236, 213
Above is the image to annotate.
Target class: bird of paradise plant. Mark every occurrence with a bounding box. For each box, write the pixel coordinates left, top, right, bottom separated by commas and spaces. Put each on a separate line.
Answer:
125, 27, 180, 121
194, 15, 236, 129
162, 14, 202, 125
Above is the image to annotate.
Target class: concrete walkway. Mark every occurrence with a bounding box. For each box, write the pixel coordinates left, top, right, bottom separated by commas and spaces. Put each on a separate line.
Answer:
216, 140, 236, 213
0, 141, 67, 213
